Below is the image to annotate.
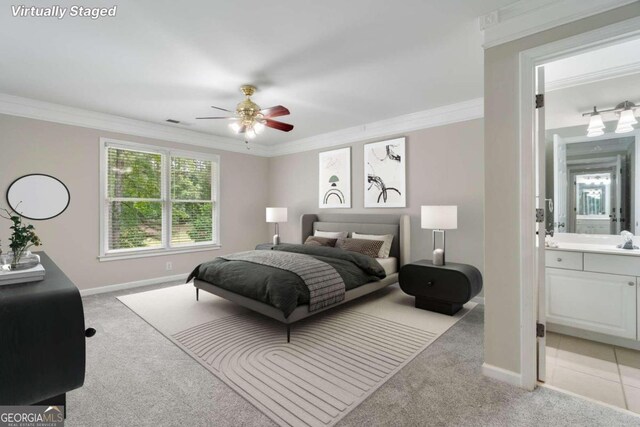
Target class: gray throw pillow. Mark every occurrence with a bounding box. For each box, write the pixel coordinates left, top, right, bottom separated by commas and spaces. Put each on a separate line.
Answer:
352, 232, 394, 258
304, 236, 338, 247
336, 238, 384, 258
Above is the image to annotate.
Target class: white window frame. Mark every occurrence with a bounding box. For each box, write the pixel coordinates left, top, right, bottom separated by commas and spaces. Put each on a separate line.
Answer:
99, 138, 220, 261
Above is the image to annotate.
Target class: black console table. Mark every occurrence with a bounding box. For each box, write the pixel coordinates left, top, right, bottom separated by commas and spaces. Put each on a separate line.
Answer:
399, 260, 483, 315
0, 252, 88, 407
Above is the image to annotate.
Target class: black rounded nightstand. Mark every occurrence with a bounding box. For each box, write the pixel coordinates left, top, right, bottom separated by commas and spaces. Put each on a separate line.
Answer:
399, 260, 483, 315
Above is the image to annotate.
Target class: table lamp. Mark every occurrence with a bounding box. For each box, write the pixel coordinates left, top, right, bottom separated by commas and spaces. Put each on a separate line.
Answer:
421, 205, 457, 266
266, 207, 288, 245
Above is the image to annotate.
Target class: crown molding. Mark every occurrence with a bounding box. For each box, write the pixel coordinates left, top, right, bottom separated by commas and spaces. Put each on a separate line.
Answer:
480, 0, 638, 49
0, 93, 271, 157
0, 93, 483, 158
268, 97, 483, 157
546, 60, 640, 92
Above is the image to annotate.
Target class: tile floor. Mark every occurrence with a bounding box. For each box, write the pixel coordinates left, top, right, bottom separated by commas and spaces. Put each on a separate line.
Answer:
545, 331, 640, 413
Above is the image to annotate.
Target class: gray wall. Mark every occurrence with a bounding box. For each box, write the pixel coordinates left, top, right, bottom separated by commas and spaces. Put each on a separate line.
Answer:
484, 3, 640, 375
0, 114, 271, 291
268, 119, 485, 278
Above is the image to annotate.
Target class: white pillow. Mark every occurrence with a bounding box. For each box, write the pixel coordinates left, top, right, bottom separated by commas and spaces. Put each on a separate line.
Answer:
352, 232, 394, 258
314, 230, 348, 240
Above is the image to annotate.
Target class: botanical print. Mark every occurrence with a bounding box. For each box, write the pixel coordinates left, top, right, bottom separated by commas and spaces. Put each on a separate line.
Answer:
364, 137, 406, 208
319, 147, 351, 208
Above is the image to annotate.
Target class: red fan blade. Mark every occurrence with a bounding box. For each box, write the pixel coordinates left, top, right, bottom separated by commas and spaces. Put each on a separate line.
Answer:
265, 119, 294, 132
260, 105, 290, 118
211, 105, 233, 113
195, 116, 234, 120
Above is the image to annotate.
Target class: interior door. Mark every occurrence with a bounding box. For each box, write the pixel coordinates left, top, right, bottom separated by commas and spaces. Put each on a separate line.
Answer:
553, 134, 567, 233
536, 66, 547, 382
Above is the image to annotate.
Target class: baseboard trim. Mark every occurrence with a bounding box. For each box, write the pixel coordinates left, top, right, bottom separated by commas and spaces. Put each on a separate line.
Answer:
471, 296, 485, 305
482, 363, 522, 388
80, 273, 189, 297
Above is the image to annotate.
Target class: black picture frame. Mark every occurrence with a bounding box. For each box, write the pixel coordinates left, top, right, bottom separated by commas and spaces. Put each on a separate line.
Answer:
6, 173, 71, 221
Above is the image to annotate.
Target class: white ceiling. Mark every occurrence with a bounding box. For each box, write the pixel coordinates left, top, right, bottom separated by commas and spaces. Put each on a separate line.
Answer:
0, 0, 515, 146
545, 37, 640, 88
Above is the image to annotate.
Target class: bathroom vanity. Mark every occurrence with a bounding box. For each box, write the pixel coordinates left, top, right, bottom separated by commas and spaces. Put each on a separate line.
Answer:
544, 129, 640, 349
546, 244, 640, 348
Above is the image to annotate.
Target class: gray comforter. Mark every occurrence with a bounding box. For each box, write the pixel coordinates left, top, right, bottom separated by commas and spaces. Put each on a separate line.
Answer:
187, 244, 386, 317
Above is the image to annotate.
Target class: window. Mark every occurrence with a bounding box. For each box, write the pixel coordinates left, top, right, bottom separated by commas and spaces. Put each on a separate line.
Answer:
100, 139, 219, 259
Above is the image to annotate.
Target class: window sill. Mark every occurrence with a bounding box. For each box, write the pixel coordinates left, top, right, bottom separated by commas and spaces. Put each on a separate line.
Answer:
98, 245, 221, 262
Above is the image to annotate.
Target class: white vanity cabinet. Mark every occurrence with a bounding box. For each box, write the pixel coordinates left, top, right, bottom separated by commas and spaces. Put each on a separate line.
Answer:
546, 248, 639, 342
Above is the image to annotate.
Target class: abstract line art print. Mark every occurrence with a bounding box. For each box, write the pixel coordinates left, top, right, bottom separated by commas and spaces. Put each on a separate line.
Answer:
364, 137, 406, 208
319, 147, 351, 209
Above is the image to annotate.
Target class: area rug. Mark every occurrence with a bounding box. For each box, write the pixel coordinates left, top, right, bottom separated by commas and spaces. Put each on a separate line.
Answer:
118, 283, 475, 427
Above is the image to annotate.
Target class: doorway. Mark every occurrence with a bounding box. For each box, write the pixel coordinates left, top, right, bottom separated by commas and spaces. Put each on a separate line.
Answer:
527, 28, 640, 412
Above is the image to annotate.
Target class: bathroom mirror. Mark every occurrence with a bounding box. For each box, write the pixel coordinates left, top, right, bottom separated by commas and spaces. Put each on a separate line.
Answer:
6, 174, 70, 220
546, 132, 637, 235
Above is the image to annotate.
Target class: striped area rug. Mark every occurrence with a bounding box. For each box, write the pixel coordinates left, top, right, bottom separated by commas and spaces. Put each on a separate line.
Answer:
119, 284, 473, 427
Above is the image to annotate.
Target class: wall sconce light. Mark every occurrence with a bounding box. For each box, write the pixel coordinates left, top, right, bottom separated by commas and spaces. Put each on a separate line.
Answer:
586, 107, 605, 137
616, 101, 638, 134
582, 101, 638, 137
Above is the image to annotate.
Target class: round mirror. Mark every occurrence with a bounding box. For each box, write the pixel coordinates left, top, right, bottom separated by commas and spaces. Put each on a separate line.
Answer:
6, 174, 70, 220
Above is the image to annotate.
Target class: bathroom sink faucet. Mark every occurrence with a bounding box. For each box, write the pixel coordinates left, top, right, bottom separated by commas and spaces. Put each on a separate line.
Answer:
546, 229, 554, 238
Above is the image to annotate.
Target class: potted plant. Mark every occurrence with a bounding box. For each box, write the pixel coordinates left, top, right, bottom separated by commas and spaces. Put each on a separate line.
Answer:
1, 208, 42, 270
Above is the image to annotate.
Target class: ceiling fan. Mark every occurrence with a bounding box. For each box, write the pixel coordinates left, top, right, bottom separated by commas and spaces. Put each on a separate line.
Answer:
196, 85, 294, 139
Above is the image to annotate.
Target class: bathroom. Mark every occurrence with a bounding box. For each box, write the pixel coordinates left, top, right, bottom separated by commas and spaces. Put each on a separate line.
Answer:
541, 38, 640, 412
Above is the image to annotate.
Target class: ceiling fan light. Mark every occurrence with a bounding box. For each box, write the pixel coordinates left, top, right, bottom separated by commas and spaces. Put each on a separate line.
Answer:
246, 127, 257, 139
253, 121, 265, 134
618, 108, 638, 127
229, 121, 241, 133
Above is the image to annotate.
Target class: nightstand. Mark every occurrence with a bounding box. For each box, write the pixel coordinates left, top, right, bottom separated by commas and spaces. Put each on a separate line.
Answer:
399, 260, 482, 315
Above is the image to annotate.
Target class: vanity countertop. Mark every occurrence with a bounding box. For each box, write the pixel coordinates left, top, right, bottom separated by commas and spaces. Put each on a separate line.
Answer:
546, 242, 640, 257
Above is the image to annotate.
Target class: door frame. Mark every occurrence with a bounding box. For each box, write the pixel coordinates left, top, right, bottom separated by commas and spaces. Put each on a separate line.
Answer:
518, 16, 640, 390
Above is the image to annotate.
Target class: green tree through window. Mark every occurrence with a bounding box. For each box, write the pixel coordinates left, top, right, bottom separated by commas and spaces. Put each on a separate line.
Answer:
104, 143, 217, 253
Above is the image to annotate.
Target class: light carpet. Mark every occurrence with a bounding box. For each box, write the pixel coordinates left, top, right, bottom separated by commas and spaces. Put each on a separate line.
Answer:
118, 283, 474, 427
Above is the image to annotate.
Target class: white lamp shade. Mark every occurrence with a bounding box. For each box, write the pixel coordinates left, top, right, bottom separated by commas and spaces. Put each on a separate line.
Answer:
229, 121, 241, 133
587, 114, 605, 131
266, 207, 288, 223
421, 205, 457, 230
587, 128, 605, 137
615, 124, 635, 134
254, 121, 265, 133
618, 109, 638, 127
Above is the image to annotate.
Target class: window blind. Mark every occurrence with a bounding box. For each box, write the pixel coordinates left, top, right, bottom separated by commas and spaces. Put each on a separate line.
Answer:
107, 147, 163, 250
170, 156, 215, 245
103, 142, 218, 255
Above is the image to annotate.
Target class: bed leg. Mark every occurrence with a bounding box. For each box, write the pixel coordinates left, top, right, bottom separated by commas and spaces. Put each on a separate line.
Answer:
287, 324, 290, 343
196, 288, 199, 301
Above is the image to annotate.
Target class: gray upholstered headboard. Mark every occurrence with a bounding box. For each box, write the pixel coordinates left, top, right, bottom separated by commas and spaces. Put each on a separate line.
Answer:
300, 213, 411, 266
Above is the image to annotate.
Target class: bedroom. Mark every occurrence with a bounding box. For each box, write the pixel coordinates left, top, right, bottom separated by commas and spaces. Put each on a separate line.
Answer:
1, 1, 640, 426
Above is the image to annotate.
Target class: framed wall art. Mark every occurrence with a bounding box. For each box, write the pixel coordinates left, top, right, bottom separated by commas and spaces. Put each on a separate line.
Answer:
319, 147, 351, 208
364, 137, 406, 208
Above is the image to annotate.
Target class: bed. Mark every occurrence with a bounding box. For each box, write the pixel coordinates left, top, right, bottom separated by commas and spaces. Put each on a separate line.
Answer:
190, 213, 410, 341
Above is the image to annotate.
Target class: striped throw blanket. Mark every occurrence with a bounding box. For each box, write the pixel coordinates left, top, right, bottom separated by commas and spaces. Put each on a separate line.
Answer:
220, 250, 345, 311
